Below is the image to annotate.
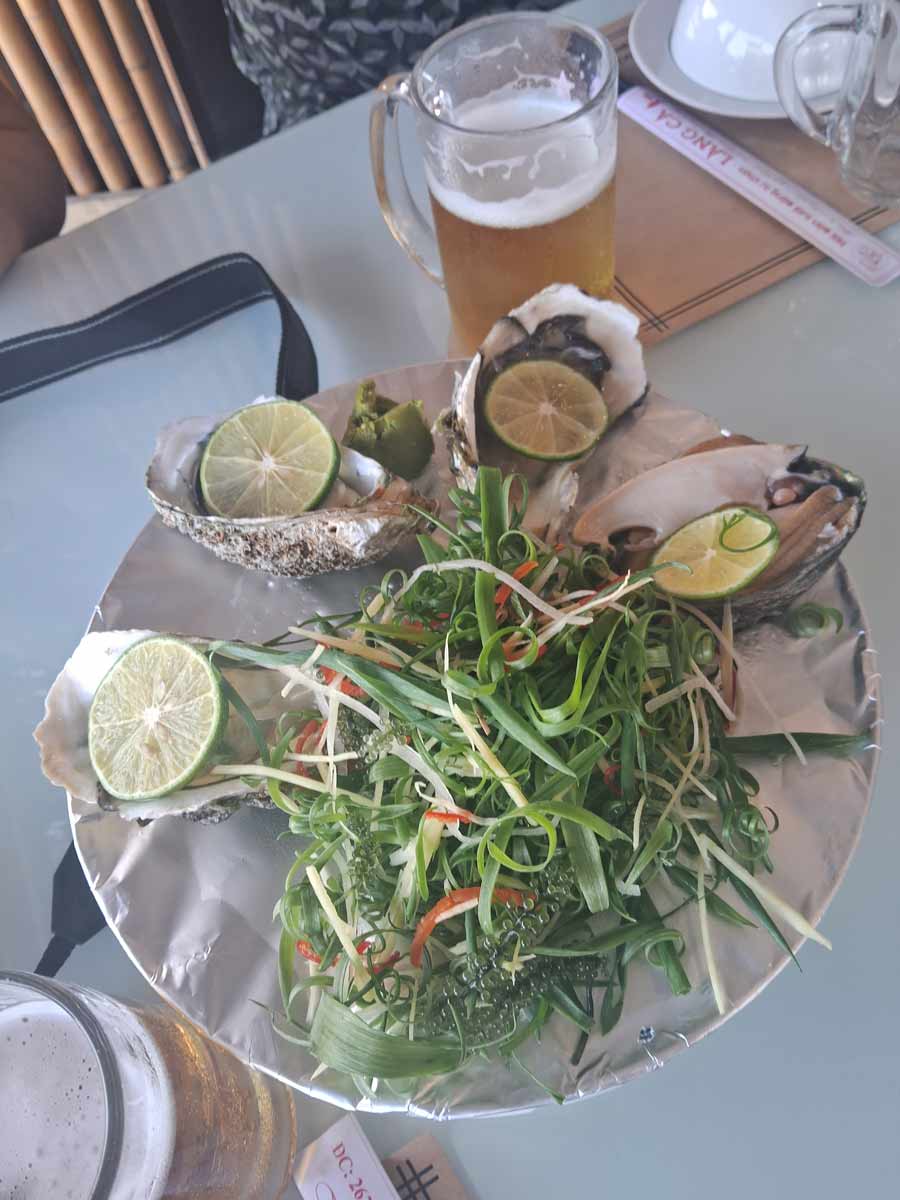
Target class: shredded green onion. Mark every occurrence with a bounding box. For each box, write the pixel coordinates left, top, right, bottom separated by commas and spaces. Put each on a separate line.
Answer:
787, 602, 844, 638
195, 469, 865, 1097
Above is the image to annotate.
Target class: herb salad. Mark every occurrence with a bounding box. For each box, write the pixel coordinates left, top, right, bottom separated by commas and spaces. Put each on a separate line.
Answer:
200, 468, 855, 1096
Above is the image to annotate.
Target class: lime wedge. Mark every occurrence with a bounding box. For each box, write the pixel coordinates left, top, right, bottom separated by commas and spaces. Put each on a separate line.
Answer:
483, 360, 608, 461
89, 637, 224, 801
652, 507, 780, 600
199, 399, 339, 519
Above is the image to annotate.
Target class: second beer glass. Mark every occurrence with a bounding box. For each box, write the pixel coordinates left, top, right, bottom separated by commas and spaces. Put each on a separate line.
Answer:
371, 13, 619, 354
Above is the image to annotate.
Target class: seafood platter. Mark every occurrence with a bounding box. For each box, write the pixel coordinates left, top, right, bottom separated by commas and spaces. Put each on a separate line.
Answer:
35, 287, 877, 1116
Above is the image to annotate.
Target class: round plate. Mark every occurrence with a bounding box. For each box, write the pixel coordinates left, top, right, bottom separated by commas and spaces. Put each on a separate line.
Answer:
70, 362, 878, 1118
628, 0, 788, 121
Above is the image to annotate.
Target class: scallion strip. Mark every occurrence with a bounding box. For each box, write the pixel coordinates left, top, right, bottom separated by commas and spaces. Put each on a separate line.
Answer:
310, 994, 461, 1078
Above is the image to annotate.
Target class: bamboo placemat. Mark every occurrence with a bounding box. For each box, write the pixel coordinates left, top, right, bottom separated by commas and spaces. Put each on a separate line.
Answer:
603, 16, 900, 344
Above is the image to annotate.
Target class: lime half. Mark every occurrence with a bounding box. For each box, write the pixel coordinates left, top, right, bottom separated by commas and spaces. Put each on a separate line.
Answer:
484, 360, 608, 461
89, 637, 224, 801
199, 399, 339, 519
652, 507, 780, 600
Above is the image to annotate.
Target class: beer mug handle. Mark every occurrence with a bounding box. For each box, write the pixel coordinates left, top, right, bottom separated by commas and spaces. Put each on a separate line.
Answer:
370, 74, 444, 286
774, 5, 858, 146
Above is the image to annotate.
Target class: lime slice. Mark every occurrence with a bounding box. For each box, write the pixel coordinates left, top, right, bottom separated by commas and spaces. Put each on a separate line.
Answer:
484, 360, 609, 461
89, 637, 224, 801
652, 507, 780, 600
199, 399, 339, 519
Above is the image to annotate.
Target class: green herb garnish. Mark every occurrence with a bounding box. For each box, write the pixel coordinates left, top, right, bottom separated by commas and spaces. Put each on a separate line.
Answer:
787, 602, 844, 638
199, 469, 868, 1100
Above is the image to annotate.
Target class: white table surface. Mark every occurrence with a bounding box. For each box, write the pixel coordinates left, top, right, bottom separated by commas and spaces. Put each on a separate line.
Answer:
2, 1, 898, 1194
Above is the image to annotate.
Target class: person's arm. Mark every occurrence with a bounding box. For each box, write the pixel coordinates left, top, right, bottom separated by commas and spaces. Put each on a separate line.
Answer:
0, 81, 67, 274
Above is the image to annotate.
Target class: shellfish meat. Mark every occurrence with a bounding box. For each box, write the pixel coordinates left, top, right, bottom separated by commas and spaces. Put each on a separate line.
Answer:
573, 439, 865, 625
445, 285, 647, 539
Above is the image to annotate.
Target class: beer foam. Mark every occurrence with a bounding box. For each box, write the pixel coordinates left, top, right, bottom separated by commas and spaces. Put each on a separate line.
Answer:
0, 999, 177, 1200
426, 90, 615, 229
0, 1000, 107, 1199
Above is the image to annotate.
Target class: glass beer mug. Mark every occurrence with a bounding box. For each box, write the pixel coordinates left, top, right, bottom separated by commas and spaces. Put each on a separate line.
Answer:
370, 12, 619, 354
0, 971, 297, 1199
775, 1, 900, 204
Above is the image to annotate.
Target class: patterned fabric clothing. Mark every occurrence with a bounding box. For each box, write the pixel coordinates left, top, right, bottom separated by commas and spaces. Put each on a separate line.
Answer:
223, 0, 564, 134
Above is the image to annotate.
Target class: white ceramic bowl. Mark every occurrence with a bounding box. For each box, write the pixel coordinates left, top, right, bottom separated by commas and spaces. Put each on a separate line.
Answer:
670, 0, 821, 102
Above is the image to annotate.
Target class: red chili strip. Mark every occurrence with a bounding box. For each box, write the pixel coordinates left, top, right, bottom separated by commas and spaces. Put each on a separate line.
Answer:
410, 886, 533, 967
424, 810, 475, 824
295, 937, 375, 967
319, 666, 368, 699
494, 560, 540, 613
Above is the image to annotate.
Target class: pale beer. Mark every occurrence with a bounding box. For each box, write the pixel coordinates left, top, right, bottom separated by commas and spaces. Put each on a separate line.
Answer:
426, 93, 616, 353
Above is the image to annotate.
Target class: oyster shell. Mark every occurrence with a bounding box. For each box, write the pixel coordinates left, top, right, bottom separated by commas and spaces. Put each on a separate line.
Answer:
444, 285, 647, 538
34, 629, 304, 822
146, 398, 434, 578
573, 441, 866, 626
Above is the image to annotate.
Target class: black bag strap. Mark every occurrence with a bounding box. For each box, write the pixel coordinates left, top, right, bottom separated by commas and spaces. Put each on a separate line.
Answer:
0, 251, 318, 404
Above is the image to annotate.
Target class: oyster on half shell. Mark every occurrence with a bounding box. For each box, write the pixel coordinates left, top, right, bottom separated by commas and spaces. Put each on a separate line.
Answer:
573, 438, 866, 626
34, 629, 310, 823
444, 285, 647, 541
147, 399, 434, 578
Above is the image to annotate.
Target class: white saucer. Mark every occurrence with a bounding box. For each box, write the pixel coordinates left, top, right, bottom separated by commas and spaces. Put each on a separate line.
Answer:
628, 0, 786, 121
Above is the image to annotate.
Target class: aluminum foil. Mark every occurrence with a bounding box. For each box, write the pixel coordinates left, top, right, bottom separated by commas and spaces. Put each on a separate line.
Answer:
69, 362, 879, 1119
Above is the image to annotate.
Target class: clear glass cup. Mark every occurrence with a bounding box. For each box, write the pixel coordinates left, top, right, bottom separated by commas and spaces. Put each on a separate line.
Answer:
370, 12, 619, 354
775, 1, 900, 205
0, 971, 297, 1200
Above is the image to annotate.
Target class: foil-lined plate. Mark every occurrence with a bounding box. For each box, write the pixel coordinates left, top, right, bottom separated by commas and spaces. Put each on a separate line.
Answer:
69, 362, 880, 1119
